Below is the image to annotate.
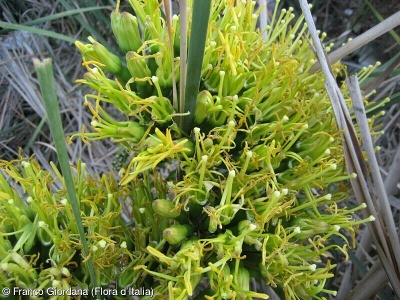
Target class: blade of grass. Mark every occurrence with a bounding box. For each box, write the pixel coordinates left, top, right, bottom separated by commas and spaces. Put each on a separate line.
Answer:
0, 6, 110, 35
182, 0, 212, 133
57, 0, 112, 49
81, 0, 113, 29
0, 21, 76, 43
33, 58, 98, 288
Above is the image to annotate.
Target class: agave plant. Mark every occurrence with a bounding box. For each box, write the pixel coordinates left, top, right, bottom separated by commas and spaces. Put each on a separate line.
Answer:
0, 0, 380, 299
71, 0, 380, 299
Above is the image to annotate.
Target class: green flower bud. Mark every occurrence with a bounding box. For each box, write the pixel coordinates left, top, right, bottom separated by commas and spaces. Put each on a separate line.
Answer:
92, 42, 122, 74
111, 11, 142, 53
238, 220, 257, 234
126, 51, 152, 79
163, 224, 193, 245
172, 14, 180, 54
83, 67, 119, 90
37, 221, 53, 246
176, 138, 195, 157
93, 120, 146, 143
208, 217, 219, 233
61, 267, 71, 277
10, 251, 32, 270
194, 90, 212, 125
1, 262, 37, 287
152, 199, 181, 218
1, 237, 13, 253
150, 96, 175, 125
143, 134, 161, 148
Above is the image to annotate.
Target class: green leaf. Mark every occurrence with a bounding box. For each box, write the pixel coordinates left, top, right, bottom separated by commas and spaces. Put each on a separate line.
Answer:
0, 6, 110, 34
33, 58, 98, 288
0, 21, 75, 43
182, 0, 212, 134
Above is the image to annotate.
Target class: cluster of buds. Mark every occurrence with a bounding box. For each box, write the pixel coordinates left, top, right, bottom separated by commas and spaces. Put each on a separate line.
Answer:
0, 158, 135, 291
0, 0, 381, 299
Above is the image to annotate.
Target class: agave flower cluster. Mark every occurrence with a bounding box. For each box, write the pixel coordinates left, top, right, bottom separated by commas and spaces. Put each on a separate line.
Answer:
72, 0, 380, 299
1, 0, 378, 299
0, 158, 133, 293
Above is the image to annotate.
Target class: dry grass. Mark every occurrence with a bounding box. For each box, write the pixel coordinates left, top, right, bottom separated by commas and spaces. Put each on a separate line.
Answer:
0, 0, 118, 175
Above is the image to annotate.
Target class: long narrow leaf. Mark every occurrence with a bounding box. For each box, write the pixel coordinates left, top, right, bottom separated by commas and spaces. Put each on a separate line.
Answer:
182, 0, 212, 133
0, 21, 75, 43
33, 58, 98, 288
0, 6, 110, 33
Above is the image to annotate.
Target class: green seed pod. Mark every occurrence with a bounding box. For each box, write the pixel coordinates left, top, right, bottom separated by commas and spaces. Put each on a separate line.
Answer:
220, 205, 238, 225
152, 199, 181, 218
46, 267, 62, 278
118, 265, 136, 287
220, 264, 234, 299
163, 224, 193, 245
111, 11, 142, 53
207, 111, 227, 128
